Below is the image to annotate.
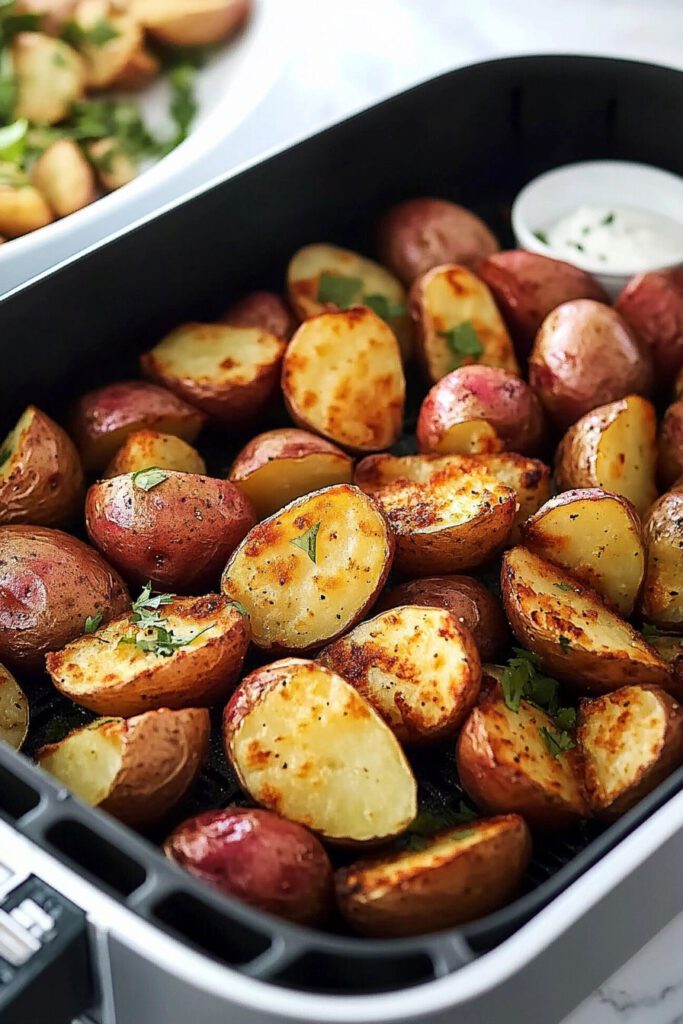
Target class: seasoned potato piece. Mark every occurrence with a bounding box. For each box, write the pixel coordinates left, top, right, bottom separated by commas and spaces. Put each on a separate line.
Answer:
502, 546, 670, 693
286, 243, 412, 360
0, 183, 53, 238
641, 491, 683, 632
0, 664, 29, 750
615, 269, 683, 382
128, 0, 250, 46
223, 658, 417, 844
555, 395, 658, 516
410, 263, 519, 384
105, 429, 206, 478
38, 708, 209, 826
13, 33, 85, 124
221, 291, 296, 341
47, 594, 249, 716
477, 451, 551, 542
229, 428, 353, 520
336, 814, 530, 938
141, 323, 286, 426
282, 308, 405, 452
658, 400, 683, 489
0, 405, 84, 527
221, 484, 393, 651
579, 686, 683, 819
320, 606, 481, 744
521, 489, 646, 616
69, 0, 145, 89
32, 140, 96, 219
87, 138, 136, 192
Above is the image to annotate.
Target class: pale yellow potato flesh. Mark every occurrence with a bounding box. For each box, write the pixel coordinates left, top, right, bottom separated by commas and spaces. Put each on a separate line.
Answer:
40, 720, 124, 806
429, 418, 503, 455
32, 140, 96, 218
233, 453, 353, 521
0, 185, 53, 238
13, 32, 85, 124
105, 430, 206, 478
144, 323, 284, 387
0, 664, 29, 750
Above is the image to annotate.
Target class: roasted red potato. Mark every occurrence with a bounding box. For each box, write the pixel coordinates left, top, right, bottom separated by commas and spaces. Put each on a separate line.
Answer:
658, 400, 683, 489
641, 490, 683, 633
164, 807, 333, 926
86, 471, 255, 592
104, 429, 206, 478
615, 268, 683, 382
128, 0, 251, 45
0, 663, 29, 750
221, 291, 296, 341
223, 658, 417, 844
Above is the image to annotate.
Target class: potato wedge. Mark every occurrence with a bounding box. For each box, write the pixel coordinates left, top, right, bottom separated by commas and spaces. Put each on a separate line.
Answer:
286, 242, 412, 360
70, 0, 146, 90
229, 428, 353, 520
221, 291, 296, 341
579, 686, 683, 819
223, 658, 417, 844
128, 0, 250, 46
141, 323, 286, 425
0, 664, 29, 750
336, 814, 530, 937
554, 395, 658, 516
221, 484, 393, 651
37, 707, 209, 826
46, 593, 249, 716
658, 400, 683, 489
281, 308, 405, 452
409, 263, 519, 384
87, 138, 136, 192
320, 606, 481, 744
0, 405, 84, 527
104, 429, 206, 478
0, 183, 53, 238
13, 32, 85, 124
641, 490, 683, 632
520, 489, 646, 616
501, 546, 670, 693
32, 139, 96, 219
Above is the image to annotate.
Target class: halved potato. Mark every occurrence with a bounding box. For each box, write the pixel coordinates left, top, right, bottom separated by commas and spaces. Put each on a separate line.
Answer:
104, 429, 206, 478
13, 32, 86, 124
141, 323, 286, 426
128, 0, 250, 46
221, 484, 393, 651
223, 658, 417, 844
87, 138, 136, 192
354, 453, 518, 575
578, 686, 683, 819
46, 594, 249, 716
409, 263, 519, 383
501, 546, 670, 693
0, 405, 84, 527
336, 814, 530, 938
0, 184, 53, 238
319, 606, 481, 744
32, 139, 95, 218
229, 428, 353, 520
477, 452, 551, 543
68, 0, 144, 89
641, 490, 683, 632
521, 489, 646, 616
286, 242, 412, 360
37, 707, 210, 826
281, 308, 405, 453
0, 664, 29, 750
555, 395, 658, 516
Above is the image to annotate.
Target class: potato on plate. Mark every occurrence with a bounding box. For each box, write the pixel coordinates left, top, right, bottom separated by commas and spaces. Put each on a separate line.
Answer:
46, 592, 249, 716
229, 428, 353, 520
141, 323, 286, 426
376, 198, 499, 286
529, 300, 653, 429
658, 400, 683, 489
501, 546, 670, 693
615, 269, 683, 382
410, 264, 519, 384
579, 686, 683, 819
70, 380, 205, 472
476, 250, 608, 355
336, 814, 530, 938
354, 453, 517, 576
31, 140, 96, 218
457, 678, 588, 828
319, 605, 481, 745
0, 405, 84, 527
641, 490, 683, 632
0, 183, 53, 238
281, 308, 405, 452
221, 291, 296, 341
37, 707, 209, 826
13, 32, 86, 124
128, 0, 251, 45
377, 575, 508, 662
417, 364, 546, 457
0, 663, 29, 750
286, 243, 412, 360
86, 471, 255, 592
164, 807, 333, 926
69, 0, 146, 90
520, 489, 646, 617
104, 429, 206, 478
221, 484, 393, 651
0, 525, 129, 673
554, 395, 658, 516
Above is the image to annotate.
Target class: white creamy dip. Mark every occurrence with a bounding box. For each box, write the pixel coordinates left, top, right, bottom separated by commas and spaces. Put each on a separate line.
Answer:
542, 205, 683, 273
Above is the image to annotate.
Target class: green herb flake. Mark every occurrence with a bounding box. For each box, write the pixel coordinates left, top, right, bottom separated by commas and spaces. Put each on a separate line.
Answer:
554, 706, 577, 730
131, 467, 168, 491
228, 600, 249, 618
62, 18, 119, 48
559, 635, 572, 654
290, 521, 321, 563
601, 212, 615, 226
0, 117, 27, 163
316, 272, 363, 308
362, 293, 406, 322
539, 726, 576, 758
554, 582, 574, 592
167, 61, 198, 148
642, 623, 665, 639
84, 612, 103, 634
449, 829, 476, 842
0, 447, 10, 468
534, 230, 548, 244
568, 241, 585, 253
401, 834, 429, 852
438, 320, 484, 371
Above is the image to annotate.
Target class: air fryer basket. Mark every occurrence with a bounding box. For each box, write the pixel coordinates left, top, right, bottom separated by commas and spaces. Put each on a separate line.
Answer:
0, 54, 682, 1004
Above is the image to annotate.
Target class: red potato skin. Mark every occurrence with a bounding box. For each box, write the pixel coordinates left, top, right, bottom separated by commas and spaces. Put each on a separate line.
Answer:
658, 400, 683, 489
85, 472, 256, 592
220, 291, 297, 341
476, 250, 608, 356
230, 428, 350, 480
377, 198, 499, 286
417, 364, 546, 456
615, 269, 683, 382
164, 807, 333, 926
529, 300, 653, 430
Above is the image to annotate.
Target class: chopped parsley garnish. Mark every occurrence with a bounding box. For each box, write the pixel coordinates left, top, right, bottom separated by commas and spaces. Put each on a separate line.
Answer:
228, 600, 249, 617
409, 803, 478, 837
62, 18, 119, 48
554, 706, 577, 730
554, 582, 574, 592
118, 582, 209, 657
316, 272, 362, 308
84, 612, 103, 634
500, 647, 576, 730
601, 212, 615, 226
438, 320, 484, 371
290, 521, 321, 563
362, 293, 406, 322
0, 116, 26, 162
166, 61, 198, 148
534, 230, 548, 244
559, 635, 572, 654
131, 467, 168, 491
539, 726, 576, 758
567, 241, 585, 252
